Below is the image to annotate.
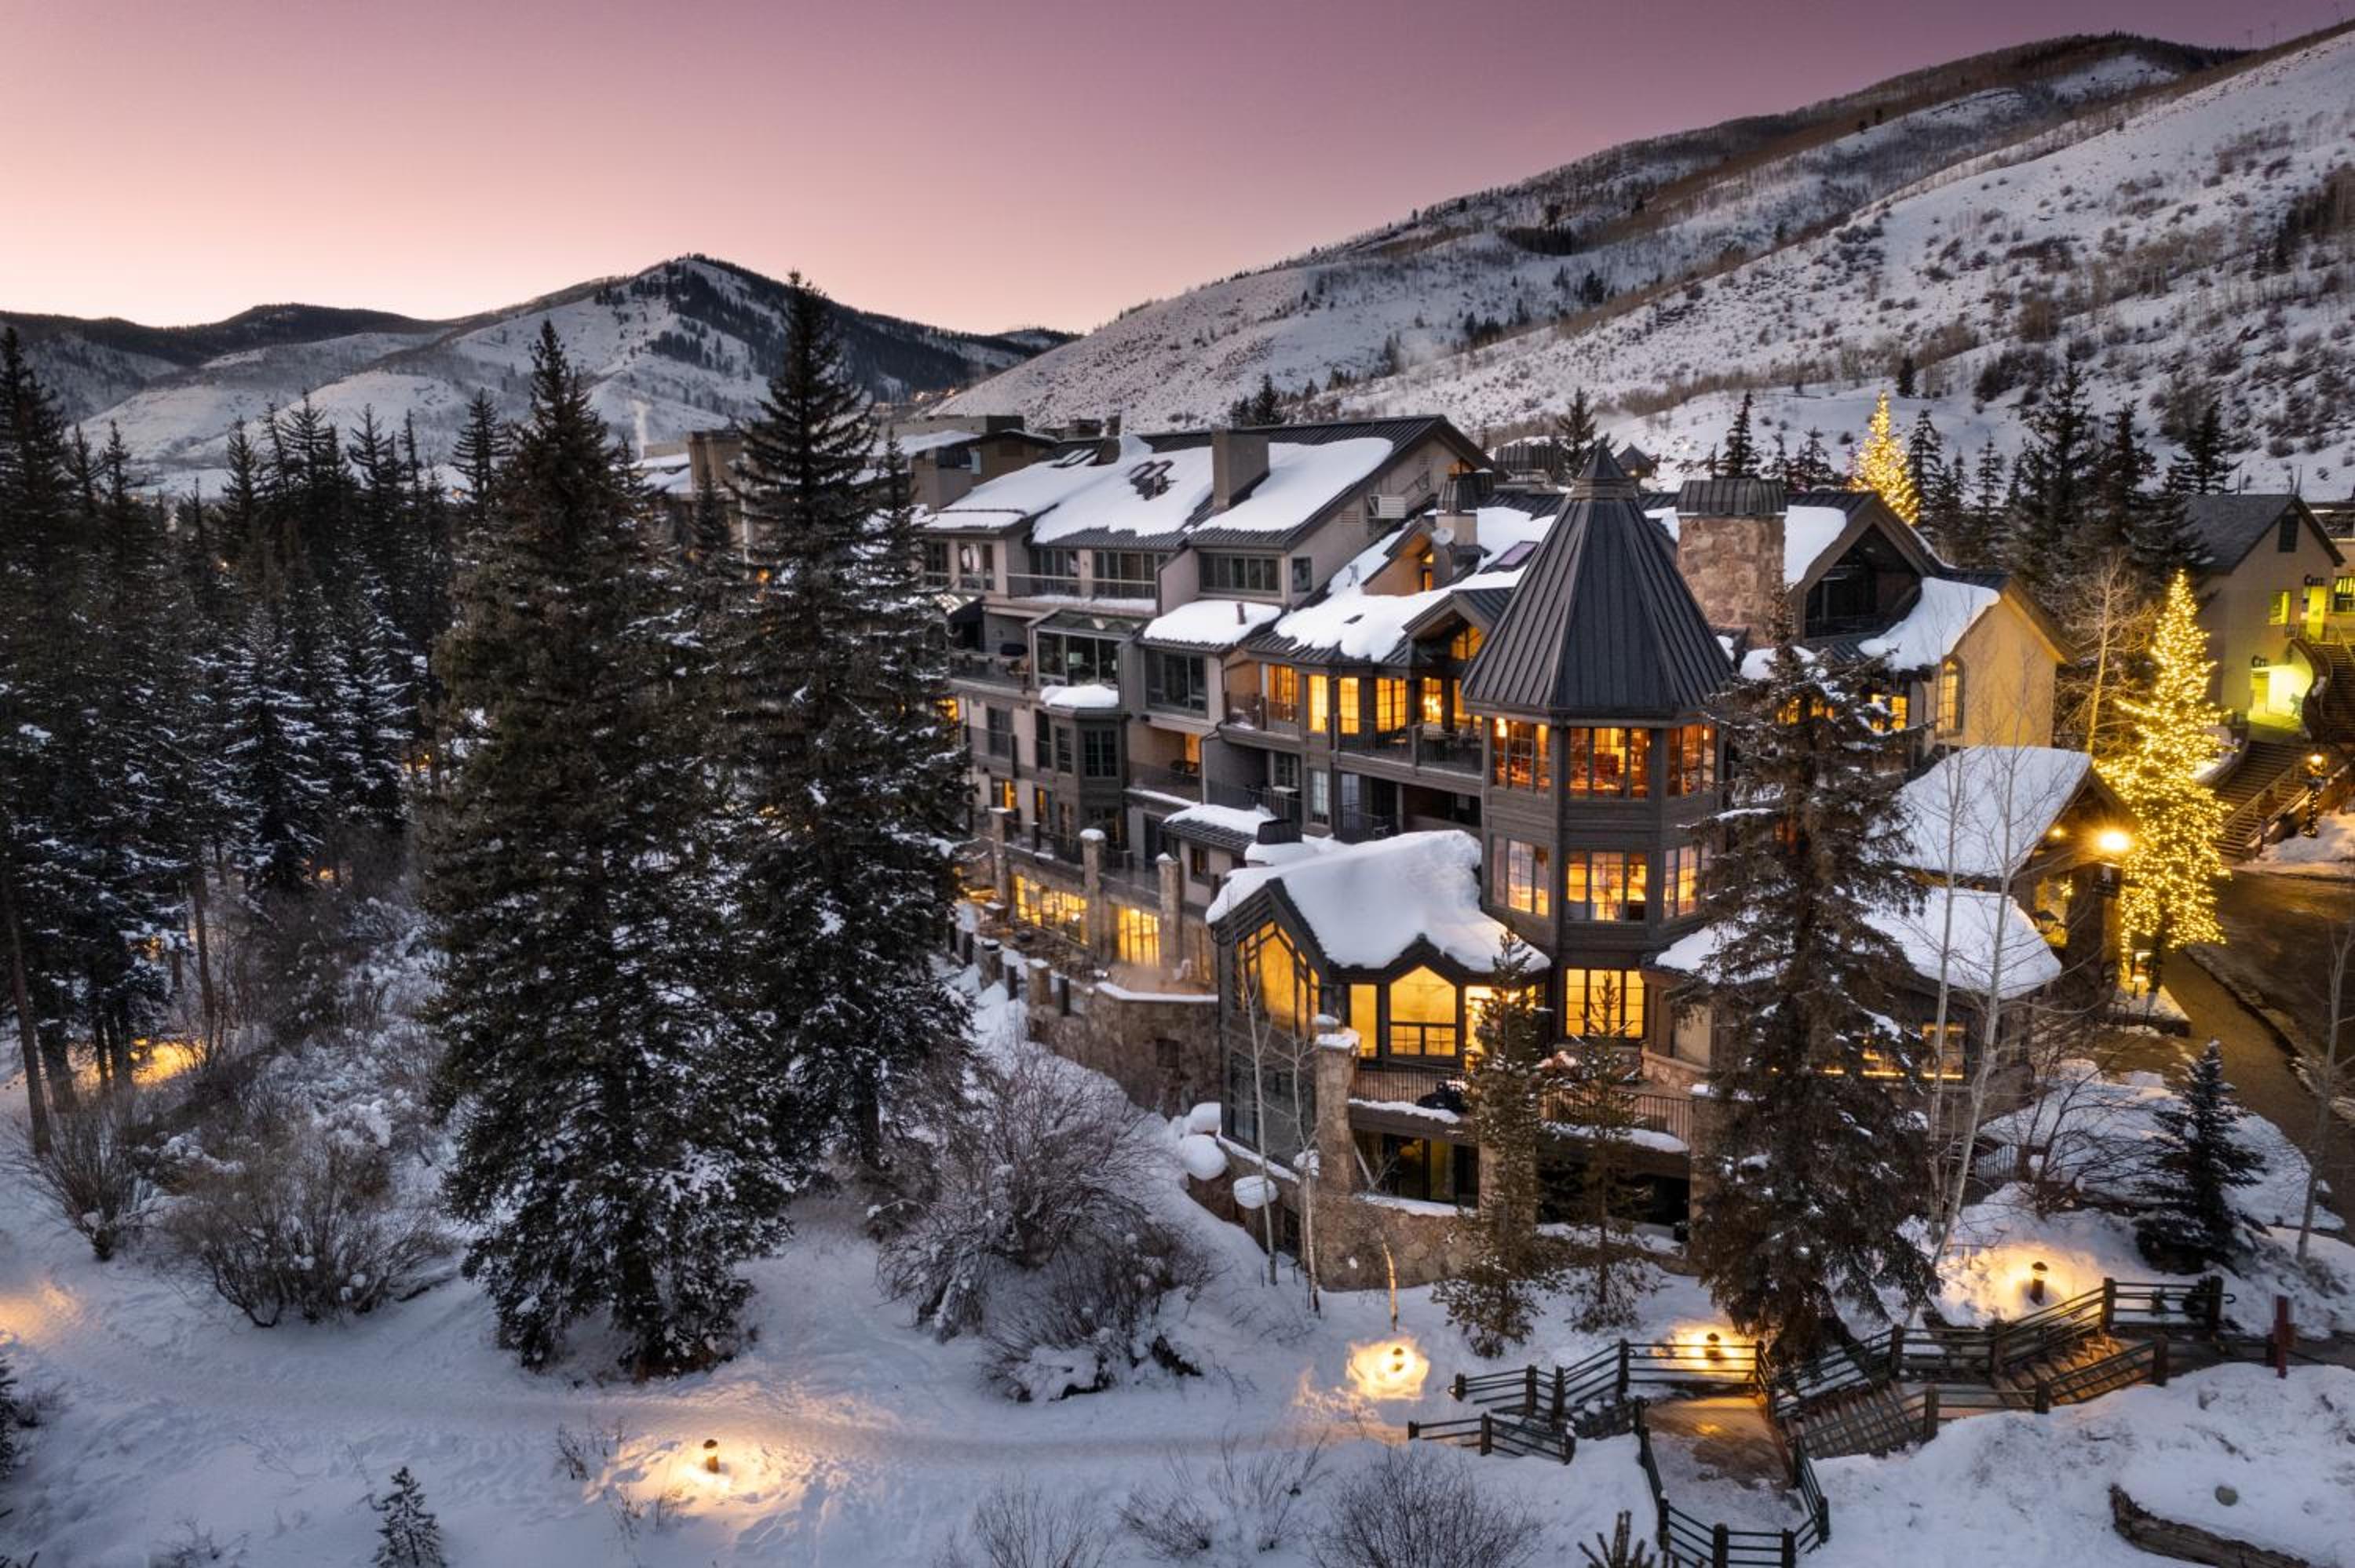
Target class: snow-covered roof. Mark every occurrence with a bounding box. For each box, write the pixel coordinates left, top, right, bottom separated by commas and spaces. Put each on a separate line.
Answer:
1207, 830, 1535, 973
1163, 802, 1277, 851
1899, 746, 2094, 881
1141, 598, 1280, 651
1656, 884, 2060, 1001
924, 432, 1393, 547
1857, 577, 1999, 669
1254, 525, 1524, 664
1780, 504, 1852, 587
887, 426, 982, 457
1038, 681, 1121, 713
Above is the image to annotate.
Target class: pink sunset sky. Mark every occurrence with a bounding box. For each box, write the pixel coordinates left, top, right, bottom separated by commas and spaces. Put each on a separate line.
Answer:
5, 0, 2344, 334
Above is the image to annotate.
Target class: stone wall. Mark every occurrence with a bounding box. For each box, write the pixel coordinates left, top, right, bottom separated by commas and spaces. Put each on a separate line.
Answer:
1678, 512, 1786, 644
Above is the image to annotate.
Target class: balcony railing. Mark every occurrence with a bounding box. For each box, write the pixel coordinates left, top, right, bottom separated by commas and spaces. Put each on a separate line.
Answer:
1335, 807, 1398, 842
1347, 1059, 1693, 1147
1094, 577, 1157, 600
1418, 728, 1483, 773
1129, 764, 1204, 800
955, 571, 995, 593
950, 651, 1028, 687
1011, 826, 1087, 864
1007, 574, 1083, 599
980, 729, 1014, 759
1225, 694, 1298, 731
1205, 779, 1300, 822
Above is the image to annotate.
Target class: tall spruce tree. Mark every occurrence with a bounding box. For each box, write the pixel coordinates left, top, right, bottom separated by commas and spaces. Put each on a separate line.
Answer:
714, 279, 967, 1167
2135, 1041, 2264, 1270
428, 324, 804, 1373
2006, 354, 2099, 588
1433, 936, 1565, 1355
1721, 392, 1759, 479
1560, 1013, 1659, 1330
1552, 388, 1598, 476
2163, 399, 2241, 498
1686, 630, 1934, 1355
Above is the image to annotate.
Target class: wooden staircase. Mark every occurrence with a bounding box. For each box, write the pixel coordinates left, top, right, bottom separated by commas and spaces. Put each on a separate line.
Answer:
1782, 1380, 1915, 1459
2297, 637, 2355, 741
2214, 738, 2312, 856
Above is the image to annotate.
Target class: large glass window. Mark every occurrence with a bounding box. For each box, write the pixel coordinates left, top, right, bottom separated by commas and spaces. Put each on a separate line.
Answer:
1937, 658, 1965, 732
1562, 968, 1647, 1039
1373, 676, 1408, 733
1245, 925, 1312, 1032
1490, 720, 1550, 790
1081, 727, 1119, 778
1308, 768, 1331, 826
1031, 546, 1080, 586
1146, 650, 1207, 712
1012, 873, 1086, 943
1667, 724, 1715, 795
1092, 550, 1156, 596
1565, 727, 1650, 796
1116, 904, 1160, 968
1335, 676, 1363, 738
1201, 553, 1280, 595
1365, 1135, 1476, 1205
1663, 844, 1710, 920
1035, 631, 1120, 684
1386, 966, 1459, 1056
1493, 837, 1551, 917
1306, 675, 1331, 735
1267, 665, 1299, 724
1564, 850, 1648, 922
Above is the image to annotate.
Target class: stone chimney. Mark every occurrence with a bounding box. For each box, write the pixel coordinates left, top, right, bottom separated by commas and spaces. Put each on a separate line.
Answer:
1673, 476, 1789, 644
1429, 470, 1489, 587
1211, 428, 1270, 512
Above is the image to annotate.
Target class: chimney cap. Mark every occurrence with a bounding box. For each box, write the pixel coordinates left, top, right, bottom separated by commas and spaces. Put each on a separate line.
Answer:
1567, 443, 1638, 501
1674, 476, 1788, 517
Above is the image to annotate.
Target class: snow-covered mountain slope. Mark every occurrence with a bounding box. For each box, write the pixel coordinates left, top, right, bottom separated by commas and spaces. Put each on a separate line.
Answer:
11, 258, 1071, 484
943, 28, 2355, 490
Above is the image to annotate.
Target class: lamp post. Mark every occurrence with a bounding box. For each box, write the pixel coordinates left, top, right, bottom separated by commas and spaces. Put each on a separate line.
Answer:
2304, 751, 2328, 837
2028, 1260, 2049, 1305
2095, 828, 2131, 992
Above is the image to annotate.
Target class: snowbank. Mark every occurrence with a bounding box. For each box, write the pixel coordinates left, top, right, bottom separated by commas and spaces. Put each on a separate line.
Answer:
1207, 830, 1532, 972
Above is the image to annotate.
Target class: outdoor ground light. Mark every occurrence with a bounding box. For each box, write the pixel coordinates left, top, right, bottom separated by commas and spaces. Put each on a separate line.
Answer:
1346, 1336, 1428, 1399
2029, 1260, 2048, 1304
702, 1439, 721, 1475
1705, 1331, 1724, 1362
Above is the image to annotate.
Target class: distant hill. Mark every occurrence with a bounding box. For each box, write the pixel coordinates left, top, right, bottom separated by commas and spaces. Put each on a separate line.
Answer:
5, 257, 1072, 487
940, 27, 2355, 492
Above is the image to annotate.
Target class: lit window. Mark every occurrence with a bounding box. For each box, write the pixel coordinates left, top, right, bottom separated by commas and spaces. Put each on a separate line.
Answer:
1336, 676, 1362, 737
1373, 677, 1408, 732
1663, 844, 1711, 919
1450, 624, 1484, 662
1116, 904, 1160, 968
1565, 850, 1648, 921
1565, 727, 1650, 796
1667, 724, 1715, 794
1494, 838, 1551, 917
1937, 658, 1966, 731
1268, 665, 1299, 724
1307, 675, 1331, 735
1490, 720, 1550, 789
1386, 966, 1459, 1056
1561, 968, 1646, 1039
1247, 925, 1309, 1031
2269, 591, 2292, 627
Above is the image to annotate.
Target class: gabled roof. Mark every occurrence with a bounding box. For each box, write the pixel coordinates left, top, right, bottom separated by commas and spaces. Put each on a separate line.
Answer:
1897, 747, 2120, 882
1206, 830, 1531, 975
2182, 494, 2342, 573
1462, 447, 1730, 720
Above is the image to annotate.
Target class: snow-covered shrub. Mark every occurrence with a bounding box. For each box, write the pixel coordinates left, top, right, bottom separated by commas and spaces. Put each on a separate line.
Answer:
12, 1093, 154, 1260
160, 1119, 447, 1327
983, 1222, 1210, 1401
877, 1049, 1160, 1338
1313, 1449, 1539, 1568
1120, 1435, 1327, 1559
937, 1482, 1111, 1568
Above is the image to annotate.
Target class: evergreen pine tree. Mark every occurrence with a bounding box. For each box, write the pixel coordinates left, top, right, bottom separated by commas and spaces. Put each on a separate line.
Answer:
2134, 1041, 2264, 1270
1848, 391, 1920, 523
1685, 629, 1934, 1355
428, 325, 801, 1373
1785, 428, 1837, 491
2100, 571, 2228, 1004
1721, 392, 1758, 479
713, 279, 968, 1167
450, 389, 509, 548
1552, 388, 1598, 476
1905, 409, 1945, 510
1433, 936, 1565, 1356
1560, 1012, 1659, 1330
2006, 354, 2098, 588
2163, 400, 2241, 497
1895, 352, 1917, 399
371, 1466, 444, 1568
222, 595, 330, 897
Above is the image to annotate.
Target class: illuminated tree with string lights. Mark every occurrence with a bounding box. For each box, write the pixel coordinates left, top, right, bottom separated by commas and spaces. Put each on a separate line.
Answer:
1847, 391, 1920, 524
2100, 570, 2226, 1001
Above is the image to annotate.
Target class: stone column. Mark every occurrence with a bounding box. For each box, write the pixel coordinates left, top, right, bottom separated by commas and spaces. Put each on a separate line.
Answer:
1081, 828, 1112, 959
988, 805, 1013, 906
1157, 851, 1185, 981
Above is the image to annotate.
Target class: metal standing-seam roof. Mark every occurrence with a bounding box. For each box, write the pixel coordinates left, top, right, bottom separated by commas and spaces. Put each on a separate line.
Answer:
1462, 447, 1731, 720
2178, 494, 2341, 573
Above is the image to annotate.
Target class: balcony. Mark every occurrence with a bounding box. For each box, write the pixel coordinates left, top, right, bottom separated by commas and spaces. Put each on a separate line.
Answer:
1129, 763, 1204, 801
950, 651, 1028, 688
1007, 573, 1083, 599
1334, 806, 1398, 842
1010, 826, 1087, 864
1093, 577, 1158, 602
1346, 1059, 1694, 1149
955, 571, 995, 593
1417, 728, 1483, 774
1225, 694, 1298, 731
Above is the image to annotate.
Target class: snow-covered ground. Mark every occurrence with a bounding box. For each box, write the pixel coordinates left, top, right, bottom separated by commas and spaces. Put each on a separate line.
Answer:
2253, 809, 2355, 876
4, 981, 2350, 1565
